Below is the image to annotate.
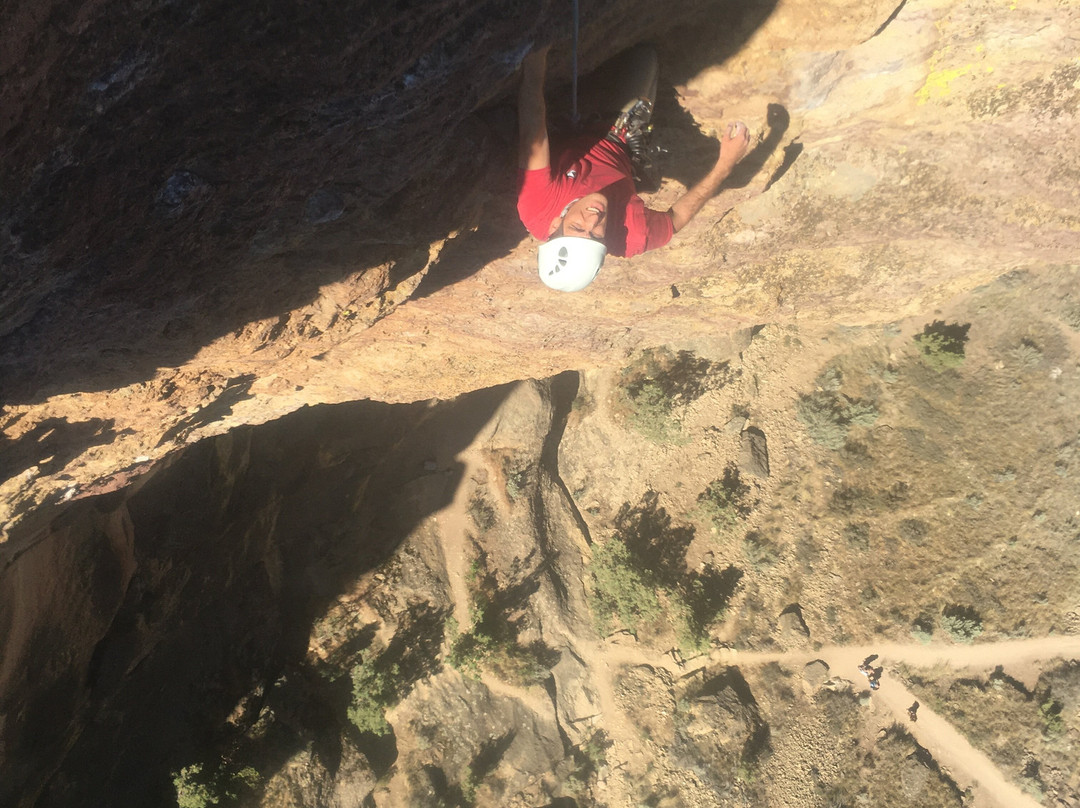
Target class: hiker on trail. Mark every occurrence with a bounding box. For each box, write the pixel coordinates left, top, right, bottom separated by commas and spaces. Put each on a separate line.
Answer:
517, 43, 751, 292
868, 667, 883, 690
908, 701, 919, 722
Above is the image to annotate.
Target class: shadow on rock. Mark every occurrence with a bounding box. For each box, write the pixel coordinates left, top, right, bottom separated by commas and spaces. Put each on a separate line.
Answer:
0, 383, 515, 807
1, 0, 778, 404
0, 416, 117, 481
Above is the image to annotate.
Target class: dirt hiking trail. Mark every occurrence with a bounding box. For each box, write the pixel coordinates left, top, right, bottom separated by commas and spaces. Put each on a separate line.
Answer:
598, 635, 1080, 808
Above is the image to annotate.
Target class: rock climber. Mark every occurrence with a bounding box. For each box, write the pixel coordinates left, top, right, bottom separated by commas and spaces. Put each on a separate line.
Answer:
517, 43, 751, 292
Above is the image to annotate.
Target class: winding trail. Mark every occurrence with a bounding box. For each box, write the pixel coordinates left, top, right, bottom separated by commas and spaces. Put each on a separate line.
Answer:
429, 398, 1080, 808
596, 634, 1080, 808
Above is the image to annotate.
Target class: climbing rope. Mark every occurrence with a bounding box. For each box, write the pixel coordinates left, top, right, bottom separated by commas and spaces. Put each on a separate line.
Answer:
571, 0, 580, 124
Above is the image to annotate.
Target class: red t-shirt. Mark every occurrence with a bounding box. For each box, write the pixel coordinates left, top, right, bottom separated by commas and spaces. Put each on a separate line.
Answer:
517, 135, 673, 258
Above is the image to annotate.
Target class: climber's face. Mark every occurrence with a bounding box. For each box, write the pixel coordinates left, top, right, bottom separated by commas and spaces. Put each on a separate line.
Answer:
548, 193, 608, 242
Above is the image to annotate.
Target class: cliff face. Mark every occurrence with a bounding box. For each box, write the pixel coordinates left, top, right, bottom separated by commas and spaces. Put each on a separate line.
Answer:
5, 0, 1076, 531
2, 0, 1079, 805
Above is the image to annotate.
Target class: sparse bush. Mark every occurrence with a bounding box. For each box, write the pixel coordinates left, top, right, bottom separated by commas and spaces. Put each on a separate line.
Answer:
615, 348, 735, 443
843, 522, 870, 551
829, 485, 874, 514
941, 606, 983, 643
898, 518, 929, 545
904, 665, 1080, 799
817, 688, 861, 736
911, 617, 935, 644
448, 553, 557, 686
1062, 302, 1080, 331
697, 465, 752, 532
348, 655, 399, 735
172, 763, 259, 808
566, 730, 611, 794
796, 394, 847, 449
467, 494, 497, 532
743, 531, 779, 568
797, 391, 879, 449
914, 320, 969, 371
1009, 339, 1043, 369
589, 537, 661, 634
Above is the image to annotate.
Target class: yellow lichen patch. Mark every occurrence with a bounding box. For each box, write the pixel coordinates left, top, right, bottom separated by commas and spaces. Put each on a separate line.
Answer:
916, 65, 974, 104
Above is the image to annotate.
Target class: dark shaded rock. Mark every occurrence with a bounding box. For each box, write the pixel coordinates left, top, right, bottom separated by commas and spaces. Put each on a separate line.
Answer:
803, 659, 829, 690
740, 426, 770, 477
778, 603, 810, 646
155, 170, 212, 216
305, 189, 346, 225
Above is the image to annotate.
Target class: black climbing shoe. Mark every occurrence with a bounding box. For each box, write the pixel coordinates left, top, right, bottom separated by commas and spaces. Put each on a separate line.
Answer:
613, 97, 654, 139
607, 98, 659, 189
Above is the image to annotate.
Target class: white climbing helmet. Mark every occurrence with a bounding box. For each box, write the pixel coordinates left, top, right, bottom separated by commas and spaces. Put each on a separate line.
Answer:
537, 237, 607, 292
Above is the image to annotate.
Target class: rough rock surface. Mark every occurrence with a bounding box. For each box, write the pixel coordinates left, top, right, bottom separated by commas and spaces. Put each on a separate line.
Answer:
739, 426, 770, 477
778, 604, 812, 646
802, 659, 830, 690
2, 0, 1080, 806
4, 0, 1078, 533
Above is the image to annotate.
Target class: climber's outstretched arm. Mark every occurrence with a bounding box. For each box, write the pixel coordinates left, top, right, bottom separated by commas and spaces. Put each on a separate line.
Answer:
668, 121, 750, 233
518, 46, 552, 171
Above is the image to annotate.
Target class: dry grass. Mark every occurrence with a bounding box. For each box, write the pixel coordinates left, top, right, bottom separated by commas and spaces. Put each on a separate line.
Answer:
902, 662, 1080, 802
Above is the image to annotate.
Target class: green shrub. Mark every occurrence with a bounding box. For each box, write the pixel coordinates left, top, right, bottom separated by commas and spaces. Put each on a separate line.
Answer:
910, 617, 935, 644
1038, 696, 1064, 737
616, 348, 732, 444
676, 564, 742, 653
941, 606, 983, 643
447, 554, 556, 686
589, 537, 662, 634
914, 320, 969, 371
796, 392, 878, 449
917, 333, 965, 369
172, 763, 259, 808
697, 465, 751, 532
743, 531, 779, 568
173, 765, 217, 808
624, 380, 684, 443
505, 470, 528, 502
348, 656, 400, 735
593, 494, 741, 649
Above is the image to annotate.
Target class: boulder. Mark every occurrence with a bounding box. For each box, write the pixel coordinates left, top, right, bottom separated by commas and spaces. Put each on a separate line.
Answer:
740, 427, 770, 478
